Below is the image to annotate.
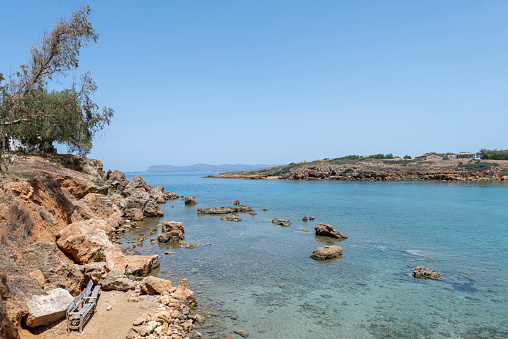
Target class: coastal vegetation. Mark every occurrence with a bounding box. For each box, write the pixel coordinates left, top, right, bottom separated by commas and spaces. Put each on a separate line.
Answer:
0, 5, 113, 164
476, 148, 508, 160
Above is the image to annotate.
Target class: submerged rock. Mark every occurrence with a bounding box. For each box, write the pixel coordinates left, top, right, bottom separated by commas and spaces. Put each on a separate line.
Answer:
272, 218, 291, 226
221, 213, 242, 222
314, 223, 347, 239
310, 245, 343, 260
414, 266, 441, 279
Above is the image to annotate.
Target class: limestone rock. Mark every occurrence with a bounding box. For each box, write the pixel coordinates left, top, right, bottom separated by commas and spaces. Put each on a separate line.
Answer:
232, 200, 240, 205
25, 288, 74, 328
233, 329, 250, 337
57, 219, 127, 271
123, 208, 144, 221
184, 196, 197, 205
414, 266, 441, 279
81, 262, 107, 285
107, 170, 130, 192
0, 273, 19, 339
310, 245, 343, 260
141, 276, 172, 295
220, 213, 242, 222
120, 192, 163, 217
172, 279, 196, 305
302, 217, 308, 222
148, 186, 166, 203
125, 255, 160, 277
23, 242, 84, 296
71, 193, 121, 230
314, 223, 347, 239
158, 221, 184, 243
3, 182, 33, 200
272, 218, 291, 226
309, 216, 315, 220
102, 270, 135, 291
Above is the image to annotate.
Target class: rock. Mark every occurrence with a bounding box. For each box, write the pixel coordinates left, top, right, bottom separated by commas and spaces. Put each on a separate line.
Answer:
232, 200, 240, 205
309, 216, 315, 220
3, 182, 33, 200
133, 314, 150, 326
197, 205, 253, 214
126, 175, 151, 192
120, 192, 163, 217
185, 196, 197, 205
263, 208, 268, 211
161, 221, 184, 233
81, 262, 107, 285
107, 170, 129, 192
73, 193, 122, 228
272, 218, 291, 226
414, 266, 441, 279
172, 279, 196, 305
102, 270, 135, 291
148, 186, 166, 203
249, 211, 257, 216
195, 314, 205, 323
125, 255, 160, 277
23, 242, 84, 296
123, 208, 144, 221
220, 214, 242, 222
107, 305, 112, 311
233, 329, 250, 337
185, 244, 197, 249
57, 219, 127, 271
302, 217, 308, 222
0, 273, 19, 339
24, 288, 74, 328
141, 276, 173, 295
314, 223, 347, 239
158, 221, 185, 243
310, 245, 343, 260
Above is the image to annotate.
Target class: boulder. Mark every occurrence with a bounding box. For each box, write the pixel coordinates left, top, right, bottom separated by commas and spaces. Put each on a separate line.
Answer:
81, 158, 103, 177
141, 276, 172, 295
57, 219, 127, 271
125, 175, 151, 192
172, 279, 196, 305
102, 270, 135, 291
3, 182, 33, 200
24, 288, 74, 328
233, 329, 250, 338
184, 196, 197, 205
314, 223, 347, 239
163, 191, 178, 200
148, 186, 166, 203
221, 214, 242, 222
309, 216, 315, 220
123, 208, 144, 221
263, 208, 269, 211
234, 205, 253, 212
310, 246, 343, 260
302, 217, 308, 222
0, 273, 19, 339
72, 193, 122, 228
414, 266, 441, 279
125, 255, 160, 277
272, 218, 291, 226
107, 170, 130, 192
249, 211, 257, 216
158, 221, 185, 243
80, 262, 107, 285
161, 221, 184, 233
23, 242, 84, 296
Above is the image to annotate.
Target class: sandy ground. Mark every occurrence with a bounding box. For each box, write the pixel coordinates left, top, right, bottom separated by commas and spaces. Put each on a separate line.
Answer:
19, 290, 160, 339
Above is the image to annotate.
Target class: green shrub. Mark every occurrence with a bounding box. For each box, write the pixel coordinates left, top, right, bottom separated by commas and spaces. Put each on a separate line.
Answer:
93, 251, 105, 262
94, 177, 105, 186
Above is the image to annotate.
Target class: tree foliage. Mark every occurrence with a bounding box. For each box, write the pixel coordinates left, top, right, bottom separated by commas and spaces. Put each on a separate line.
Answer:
476, 149, 508, 160
0, 5, 113, 157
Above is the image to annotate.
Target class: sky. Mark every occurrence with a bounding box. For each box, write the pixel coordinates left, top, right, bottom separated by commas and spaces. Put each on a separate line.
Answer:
1, 1, 507, 172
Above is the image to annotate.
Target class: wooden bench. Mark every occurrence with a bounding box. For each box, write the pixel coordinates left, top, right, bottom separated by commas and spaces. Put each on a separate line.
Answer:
66, 280, 100, 333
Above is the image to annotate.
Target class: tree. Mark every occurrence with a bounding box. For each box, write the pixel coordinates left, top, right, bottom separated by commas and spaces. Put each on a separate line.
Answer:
0, 5, 113, 158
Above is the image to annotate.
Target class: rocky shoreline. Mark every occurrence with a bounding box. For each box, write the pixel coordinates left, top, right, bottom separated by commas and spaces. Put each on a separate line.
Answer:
0, 154, 204, 339
206, 158, 508, 181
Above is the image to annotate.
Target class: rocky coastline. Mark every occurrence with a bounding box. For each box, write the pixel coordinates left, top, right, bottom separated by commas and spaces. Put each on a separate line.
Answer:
0, 154, 203, 339
206, 158, 508, 181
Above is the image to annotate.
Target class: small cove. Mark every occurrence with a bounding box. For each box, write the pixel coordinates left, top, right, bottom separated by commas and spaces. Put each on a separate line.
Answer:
120, 173, 508, 338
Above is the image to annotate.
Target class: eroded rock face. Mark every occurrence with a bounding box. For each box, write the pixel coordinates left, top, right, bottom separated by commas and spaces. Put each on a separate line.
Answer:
123, 208, 144, 221
158, 221, 185, 243
184, 196, 197, 205
314, 223, 347, 239
141, 276, 172, 295
221, 214, 242, 222
120, 192, 163, 217
24, 288, 74, 328
72, 193, 122, 229
272, 218, 291, 226
0, 273, 20, 339
125, 255, 160, 277
81, 262, 107, 285
310, 245, 343, 260
3, 182, 33, 200
23, 242, 84, 296
57, 219, 127, 271
102, 270, 135, 291
414, 266, 440, 279
107, 170, 129, 192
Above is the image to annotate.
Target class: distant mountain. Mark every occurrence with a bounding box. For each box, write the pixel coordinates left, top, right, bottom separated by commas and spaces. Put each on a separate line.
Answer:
144, 163, 276, 173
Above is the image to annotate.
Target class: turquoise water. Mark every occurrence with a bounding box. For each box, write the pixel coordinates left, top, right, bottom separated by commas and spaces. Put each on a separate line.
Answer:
122, 173, 508, 338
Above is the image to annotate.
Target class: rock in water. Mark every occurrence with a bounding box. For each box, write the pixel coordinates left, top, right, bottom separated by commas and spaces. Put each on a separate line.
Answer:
302, 217, 308, 221
234, 329, 250, 337
310, 246, 343, 260
232, 200, 240, 205
25, 288, 74, 328
414, 266, 441, 279
185, 196, 197, 205
314, 223, 347, 239
221, 213, 242, 222
272, 218, 291, 226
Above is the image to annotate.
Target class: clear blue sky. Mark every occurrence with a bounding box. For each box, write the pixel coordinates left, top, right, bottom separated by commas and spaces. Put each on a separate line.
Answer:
2, 1, 507, 171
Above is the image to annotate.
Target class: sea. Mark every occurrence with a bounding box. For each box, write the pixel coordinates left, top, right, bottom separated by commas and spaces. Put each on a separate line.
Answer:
122, 172, 508, 339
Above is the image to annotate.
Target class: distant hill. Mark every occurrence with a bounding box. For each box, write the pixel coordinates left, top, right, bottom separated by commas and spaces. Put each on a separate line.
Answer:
145, 163, 276, 173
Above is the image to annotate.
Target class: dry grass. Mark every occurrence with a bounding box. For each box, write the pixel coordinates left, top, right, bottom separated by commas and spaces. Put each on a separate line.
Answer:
0, 223, 8, 245
8, 202, 34, 239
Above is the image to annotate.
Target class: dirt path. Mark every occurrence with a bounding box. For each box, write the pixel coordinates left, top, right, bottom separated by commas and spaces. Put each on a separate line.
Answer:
19, 291, 160, 339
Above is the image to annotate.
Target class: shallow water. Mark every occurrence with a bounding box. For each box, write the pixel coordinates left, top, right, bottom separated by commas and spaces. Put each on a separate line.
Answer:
121, 173, 508, 338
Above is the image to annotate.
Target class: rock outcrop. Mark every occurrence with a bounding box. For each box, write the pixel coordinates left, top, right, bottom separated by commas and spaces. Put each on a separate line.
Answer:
0, 273, 19, 339
24, 288, 74, 328
157, 221, 185, 243
310, 245, 343, 260
125, 255, 160, 277
272, 218, 291, 226
414, 266, 441, 279
314, 223, 347, 239
197, 205, 253, 214
184, 196, 197, 205
220, 213, 242, 222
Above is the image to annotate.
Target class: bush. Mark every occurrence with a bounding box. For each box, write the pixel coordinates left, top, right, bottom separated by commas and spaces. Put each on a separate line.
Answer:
403, 155, 412, 159
93, 251, 105, 262
94, 177, 105, 186
477, 149, 508, 160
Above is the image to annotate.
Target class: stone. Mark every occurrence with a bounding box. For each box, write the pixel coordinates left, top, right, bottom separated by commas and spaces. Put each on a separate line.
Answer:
172, 279, 196, 305
185, 196, 197, 205
232, 200, 240, 205
272, 218, 291, 226
220, 214, 242, 222
195, 314, 205, 323
123, 208, 144, 221
3, 182, 33, 200
302, 217, 308, 222
233, 329, 250, 337
57, 219, 127, 271
314, 223, 347, 239
263, 208, 268, 211
0, 273, 19, 339
120, 192, 163, 217
309, 216, 315, 220
102, 270, 135, 291
141, 276, 173, 295
125, 255, 160, 277
414, 266, 441, 279
24, 288, 74, 328
310, 245, 343, 260
75, 193, 122, 228
107, 305, 112, 311
249, 211, 257, 216
158, 221, 185, 243
23, 242, 84, 296
161, 221, 184, 233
